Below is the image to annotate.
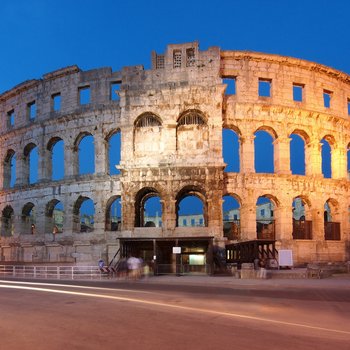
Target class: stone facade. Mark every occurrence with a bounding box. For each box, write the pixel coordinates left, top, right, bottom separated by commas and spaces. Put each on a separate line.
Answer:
0, 42, 349, 266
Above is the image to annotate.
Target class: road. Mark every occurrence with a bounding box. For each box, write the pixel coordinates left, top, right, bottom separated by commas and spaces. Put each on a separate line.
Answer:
0, 276, 349, 350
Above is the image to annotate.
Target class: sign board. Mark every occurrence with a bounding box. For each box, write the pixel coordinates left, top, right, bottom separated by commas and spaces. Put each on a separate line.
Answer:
278, 249, 293, 267
172, 247, 181, 254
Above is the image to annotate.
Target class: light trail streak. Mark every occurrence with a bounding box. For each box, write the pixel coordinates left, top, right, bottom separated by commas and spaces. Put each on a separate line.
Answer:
0, 281, 349, 336
0, 279, 151, 294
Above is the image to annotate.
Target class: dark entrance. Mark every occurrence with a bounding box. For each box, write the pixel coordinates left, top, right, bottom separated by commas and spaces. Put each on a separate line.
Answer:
119, 237, 214, 275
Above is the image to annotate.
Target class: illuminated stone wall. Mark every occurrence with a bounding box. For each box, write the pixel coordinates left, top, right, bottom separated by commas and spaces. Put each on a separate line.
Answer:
0, 42, 349, 265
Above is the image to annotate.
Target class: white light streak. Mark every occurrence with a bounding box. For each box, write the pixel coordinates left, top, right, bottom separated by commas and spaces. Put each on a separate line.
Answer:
0, 281, 349, 336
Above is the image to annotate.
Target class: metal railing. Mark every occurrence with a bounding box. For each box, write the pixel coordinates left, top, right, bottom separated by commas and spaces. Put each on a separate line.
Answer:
293, 220, 312, 239
223, 220, 240, 240
324, 222, 341, 240
257, 220, 275, 240
0, 265, 106, 280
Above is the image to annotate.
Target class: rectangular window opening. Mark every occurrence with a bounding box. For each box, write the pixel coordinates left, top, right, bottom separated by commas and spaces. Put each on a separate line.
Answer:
258, 79, 271, 97
173, 50, 182, 69
110, 82, 121, 101
28, 101, 36, 120
186, 48, 195, 67
223, 77, 236, 95
79, 86, 91, 105
347, 98, 350, 115
52, 93, 61, 112
7, 109, 15, 127
293, 84, 304, 102
323, 90, 332, 108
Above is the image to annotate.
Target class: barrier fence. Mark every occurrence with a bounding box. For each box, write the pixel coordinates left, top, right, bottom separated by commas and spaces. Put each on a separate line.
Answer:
0, 265, 104, 280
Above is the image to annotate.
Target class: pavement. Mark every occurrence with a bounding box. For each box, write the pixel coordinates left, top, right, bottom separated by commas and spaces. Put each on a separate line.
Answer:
105, 269, 350, 290
2, 268, 350, 289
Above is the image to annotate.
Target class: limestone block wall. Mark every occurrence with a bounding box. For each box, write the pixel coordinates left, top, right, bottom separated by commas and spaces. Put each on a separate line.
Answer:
0, 42, 349, 265
221, 51, 350, 263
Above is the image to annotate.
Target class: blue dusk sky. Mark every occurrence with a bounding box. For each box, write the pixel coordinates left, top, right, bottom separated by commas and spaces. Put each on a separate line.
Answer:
1, 0, 349, 216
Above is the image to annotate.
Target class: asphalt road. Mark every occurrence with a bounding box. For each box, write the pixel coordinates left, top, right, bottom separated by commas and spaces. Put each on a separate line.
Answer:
0, 276, 349, 350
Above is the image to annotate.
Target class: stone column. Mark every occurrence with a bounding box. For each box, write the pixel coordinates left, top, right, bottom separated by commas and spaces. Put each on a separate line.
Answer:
274, 205, 293, 241
94, 133, 107, 176
240, 134, 255, 174
274, 137, 291, 175
208, 191, 223, 238
163, 198, 176, 231
305, 140, 322, 176
62, 199, 74, 234
0, 160, 4, 189
16, 155, 28, 186
38, 147, 50, 182
310, 205, 325, 241
331, 145, 347, 179
93, 201, 104, 232
122, 200, 135, 231
240, 199, 256, 240
64, 143, 77, 179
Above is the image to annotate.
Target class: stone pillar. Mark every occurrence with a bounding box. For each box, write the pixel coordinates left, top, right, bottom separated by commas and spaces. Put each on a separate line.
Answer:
94, 133, 107, 176
240, 199, 256, 240
274, 137, 291, 175
274, 205, 293, 241
122, 200, 135, 231
331, 145, 347, 179
305, 140, 322, 176
310, 205, 325, 241
16, 155, 28, 186
240, 134, 255, 173
64, 143, 77, 178
0, 160, 4, 189
93, 201, 104, 232
38, 147, 50, 182
62, 199, 74, 234
208, 191, 223, 238
163, 198, 176, 231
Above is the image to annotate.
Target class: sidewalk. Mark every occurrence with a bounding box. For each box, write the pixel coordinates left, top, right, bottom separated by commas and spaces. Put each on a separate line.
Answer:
139, 272, 350, 290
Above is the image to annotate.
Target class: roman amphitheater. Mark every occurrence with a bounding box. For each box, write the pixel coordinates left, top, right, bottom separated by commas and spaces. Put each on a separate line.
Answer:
0, 42, 349, 273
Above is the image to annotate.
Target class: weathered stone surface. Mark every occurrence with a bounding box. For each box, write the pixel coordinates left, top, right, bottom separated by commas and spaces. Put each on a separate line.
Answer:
0, 42, 349, 265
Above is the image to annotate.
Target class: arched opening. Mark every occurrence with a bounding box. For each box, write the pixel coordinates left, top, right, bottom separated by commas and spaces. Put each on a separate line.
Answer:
176, 110, 208, 154
144, 197, 162, 227
176, 187, 205, 227
24, 143, 38, 184
134, 113, 162, 156
105, 196, 121, 231
321, 137, 333, 178
222, 129, 240, 172
21, 202, 36, 234
222, 195, 240, 240
324, 199, 340, 240
1, 205, 14, 237
256, 196, 275, 239
48, 137, 64, 181
76, 134, 95, 175
290, 133, 305, 175
73, 196, 94, 232
254, 130, 275, 173
3, 149, 16, 188
135, 188, 162, 227
107, 131, 121, 175
292, 197, 312, 239
46, 200, 64, 234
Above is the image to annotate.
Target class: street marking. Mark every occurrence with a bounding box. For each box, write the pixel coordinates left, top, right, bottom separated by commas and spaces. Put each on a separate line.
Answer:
0, 281, 349, 336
